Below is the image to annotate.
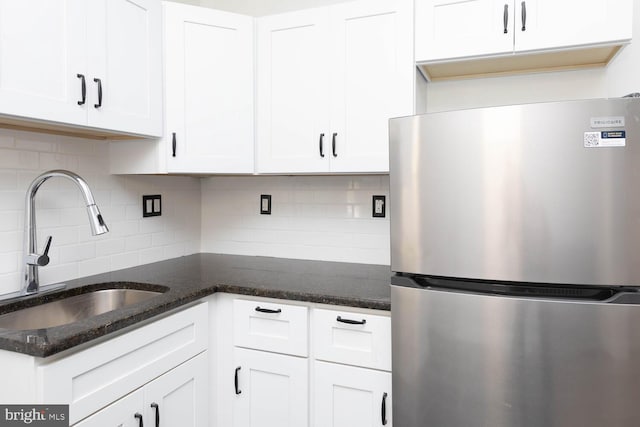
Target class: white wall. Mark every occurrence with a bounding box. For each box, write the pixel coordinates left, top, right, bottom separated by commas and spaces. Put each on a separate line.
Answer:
0, 129, 201, 296
200, 176, 390, 264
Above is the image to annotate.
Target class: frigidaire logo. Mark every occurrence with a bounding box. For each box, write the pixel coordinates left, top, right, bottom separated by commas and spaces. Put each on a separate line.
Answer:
0, 405, 68, 427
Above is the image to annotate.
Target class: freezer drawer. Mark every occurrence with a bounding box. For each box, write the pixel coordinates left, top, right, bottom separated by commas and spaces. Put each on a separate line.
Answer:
392, 283, 640, 427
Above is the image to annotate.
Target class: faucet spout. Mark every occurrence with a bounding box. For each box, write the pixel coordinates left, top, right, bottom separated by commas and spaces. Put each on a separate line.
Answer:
22, 170, 109, 296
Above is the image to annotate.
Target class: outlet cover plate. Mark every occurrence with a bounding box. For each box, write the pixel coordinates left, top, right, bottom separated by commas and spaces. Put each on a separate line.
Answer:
143, 195, 161, 217
260, 194, 271, 215
372, 195, 386, 218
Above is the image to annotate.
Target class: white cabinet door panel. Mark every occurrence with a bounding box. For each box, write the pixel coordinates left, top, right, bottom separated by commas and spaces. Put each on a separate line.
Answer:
256, 9, 331, 173
0, 0, 86, 125
144, 352, 208, 427
233, 347, 308, 427
328, 0, 413, 172
415, 0, 514, 62
314, 361, 392, 427
514, 0, 633, 53
165, 3, 254, 173
87, 0, 162, 136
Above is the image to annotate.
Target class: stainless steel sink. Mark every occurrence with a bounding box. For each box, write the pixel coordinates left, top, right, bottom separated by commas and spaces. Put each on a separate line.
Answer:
0, 288, 163, 330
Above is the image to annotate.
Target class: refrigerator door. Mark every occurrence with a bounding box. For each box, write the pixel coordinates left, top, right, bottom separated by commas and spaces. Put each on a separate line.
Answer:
389, 98, 640, 286
391, 282, 640, 427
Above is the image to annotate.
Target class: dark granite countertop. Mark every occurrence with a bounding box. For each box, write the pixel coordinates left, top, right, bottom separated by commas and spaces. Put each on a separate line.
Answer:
0, 254, 391, 357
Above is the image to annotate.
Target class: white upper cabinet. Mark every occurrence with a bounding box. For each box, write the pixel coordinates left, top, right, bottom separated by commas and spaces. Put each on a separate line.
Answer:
416, 0, 633, 77
0, 0, 87, 126
86, 0, 162, 137
164, 2, 254, 173
256, 8, 331, 174
0, 0, 162, 136
256, 0, 414, 174
328, 0, 414, 173
415, 0, 514, 61
514, 0, 633, 53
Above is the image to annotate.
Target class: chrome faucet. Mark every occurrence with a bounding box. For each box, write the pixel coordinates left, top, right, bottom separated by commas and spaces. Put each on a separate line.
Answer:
22, 170, 109, 296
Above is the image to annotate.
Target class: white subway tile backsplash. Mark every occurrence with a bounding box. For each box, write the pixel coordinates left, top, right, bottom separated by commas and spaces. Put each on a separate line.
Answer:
0, 211, 19, 232
96, 238, 126, 257
0, 252, 18, 274
125, 234, 152, 252
201, 176, 390, 265
59, 242, 97, 263
0, 128, 201, 295
0, 172, 17, 190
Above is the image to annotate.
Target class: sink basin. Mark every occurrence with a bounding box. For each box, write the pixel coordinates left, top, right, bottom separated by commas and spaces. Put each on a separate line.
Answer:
0, 288, 163, 331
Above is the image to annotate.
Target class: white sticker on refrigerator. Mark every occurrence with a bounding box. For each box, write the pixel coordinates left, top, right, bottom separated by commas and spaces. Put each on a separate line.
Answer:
584, 131, 626, 147
591, 116, 625, 128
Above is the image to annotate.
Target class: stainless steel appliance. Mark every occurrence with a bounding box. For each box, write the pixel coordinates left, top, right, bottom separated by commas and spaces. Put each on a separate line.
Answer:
389, 98, 640, 427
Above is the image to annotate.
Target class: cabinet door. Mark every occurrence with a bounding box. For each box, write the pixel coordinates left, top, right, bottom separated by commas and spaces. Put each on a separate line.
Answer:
0, 0, 87, 125
328, 0, 414, 173
164, 3, 254, 173
144, 352, 209, 427
233, 348, 308, 427
314, 361, 392, 427
86, 0, 162, 136
514, 0, 633, 53
74, 390, 144, 427
415, 0, 514, 62
256, 8, 331, 173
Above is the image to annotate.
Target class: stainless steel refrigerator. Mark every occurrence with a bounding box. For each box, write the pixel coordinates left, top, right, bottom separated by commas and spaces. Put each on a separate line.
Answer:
389, 97, 640, 427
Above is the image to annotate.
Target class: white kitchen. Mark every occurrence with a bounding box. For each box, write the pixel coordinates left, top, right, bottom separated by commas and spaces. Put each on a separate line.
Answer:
0, 0, 638, 426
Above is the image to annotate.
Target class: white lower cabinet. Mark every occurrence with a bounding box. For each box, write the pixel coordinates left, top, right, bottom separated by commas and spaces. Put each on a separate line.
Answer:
214, 294, 391, 427
314, 361, 392, 427
75, 352, 208, 427
233, 347, 309, 427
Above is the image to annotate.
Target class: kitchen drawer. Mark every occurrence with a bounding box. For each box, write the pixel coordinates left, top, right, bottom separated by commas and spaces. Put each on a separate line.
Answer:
233, 299, 308, 357
313, 307, 391, 371
39, 302, 208, 425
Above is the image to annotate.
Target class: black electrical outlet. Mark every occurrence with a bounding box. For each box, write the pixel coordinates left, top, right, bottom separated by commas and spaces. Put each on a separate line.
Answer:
260, 194, 271, 215
143, 195, 162, 217
372, 195, 386, 218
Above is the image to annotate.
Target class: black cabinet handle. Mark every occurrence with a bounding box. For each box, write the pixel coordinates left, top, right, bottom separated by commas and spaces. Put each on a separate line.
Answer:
150, 403, 159, 427
77, 74, 86, 105
135, 413, 144, 427
521, 1, 526, 31
94, 78, 102, 108
319, 133, 325, 157
172, 132, 177, 157
235, 366, 242, 395
332, 132, 337, 157
255, 306, 282, 314
381, 392, 388, 425
336, 316, 366, 325
503, 4, 509, 33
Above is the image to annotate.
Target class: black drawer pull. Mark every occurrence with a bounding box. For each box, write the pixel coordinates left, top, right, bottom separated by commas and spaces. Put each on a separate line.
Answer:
135, 413, 144, 427
172, 132, 177, 157
521, 1, 526, 31
255, 306, 282, 314
503, 4, 509, 33
332, 132, 337, 157
381, 392, 388, 425
150, 403, 159, 427
94, 77, 102, 108
319, 133, 325, 157
77, 74, 86, 105
336, 316, 366, 325
235, 366, 242, 395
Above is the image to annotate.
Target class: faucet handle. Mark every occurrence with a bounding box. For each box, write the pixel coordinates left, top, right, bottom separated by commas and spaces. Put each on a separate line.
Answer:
27, 236, 52, 267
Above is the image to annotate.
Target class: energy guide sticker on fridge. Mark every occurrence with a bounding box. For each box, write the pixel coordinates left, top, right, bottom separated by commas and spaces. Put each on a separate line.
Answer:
584, 131, 626, 147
